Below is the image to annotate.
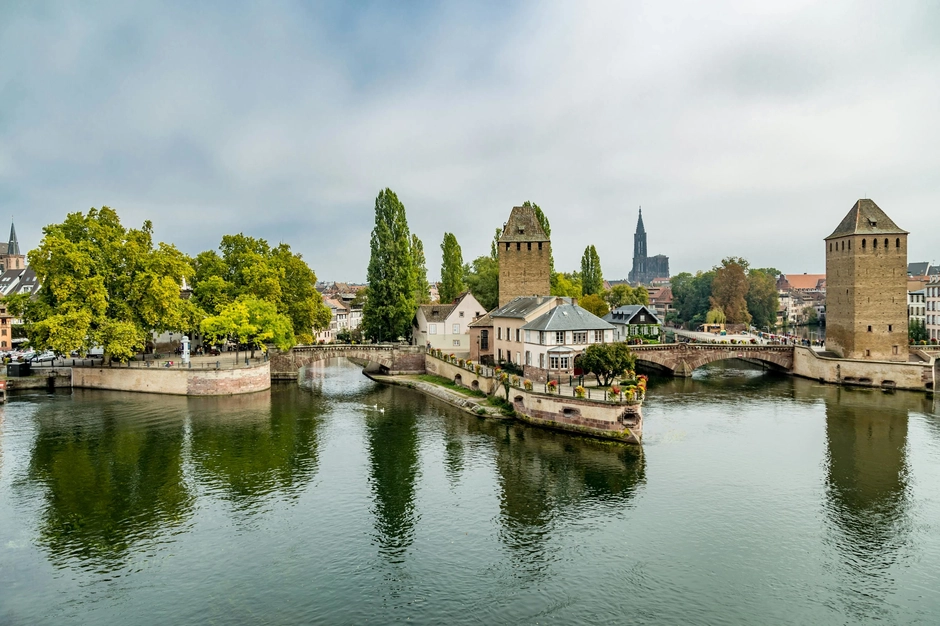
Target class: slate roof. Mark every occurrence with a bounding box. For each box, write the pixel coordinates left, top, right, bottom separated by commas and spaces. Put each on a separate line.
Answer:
498, 205, 549, 243
417, 303, 454, 323
468, 311, 493, 328
909, 262, 930, 276
522, 304, 613, 332
826, 199, 907, 239
490, 296, 568, 319
603, 305, 661, 326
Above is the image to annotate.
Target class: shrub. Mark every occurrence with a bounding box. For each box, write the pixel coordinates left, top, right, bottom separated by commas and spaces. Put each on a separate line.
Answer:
574, 385, 585, 398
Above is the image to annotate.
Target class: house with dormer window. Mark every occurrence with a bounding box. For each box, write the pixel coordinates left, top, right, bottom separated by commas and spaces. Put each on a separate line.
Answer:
603, 305, 661, 341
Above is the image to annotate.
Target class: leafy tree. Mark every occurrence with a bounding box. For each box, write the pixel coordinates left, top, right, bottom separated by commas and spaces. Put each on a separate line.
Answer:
201, 296, 294, 358
363, 188, 418, 342
802, 306, 819, 325
605, 284, 649, 308
412, 234, 431, 305
671, 271, 715, 328
579, 294, 610, 318
909, 319, 927, 343
579, 342, 636, 387
706, 308, 727, 324
464, 255, 499, 311
22, 207, 196, 361
351, 288, 368, 309
746, 268, 779, 330
580, 245, 603, 296
439, 232, 466, 304
490, 228, 502, 259
710, 257, 751, 325
552, 272, 582, 298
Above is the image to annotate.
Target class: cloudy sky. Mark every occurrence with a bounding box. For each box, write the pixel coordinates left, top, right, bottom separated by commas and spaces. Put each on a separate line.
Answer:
3, 0, 939, 282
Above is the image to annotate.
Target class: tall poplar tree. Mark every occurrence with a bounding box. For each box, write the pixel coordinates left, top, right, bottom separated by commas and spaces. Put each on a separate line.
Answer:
580, 245, 603, 295
363, 188, 418, 342
412, 234, 431, 305
439, 232, 466, 304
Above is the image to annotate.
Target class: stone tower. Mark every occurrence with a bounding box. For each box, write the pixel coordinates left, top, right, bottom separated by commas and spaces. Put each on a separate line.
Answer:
497, 205, 551, 306
825, 199, 908, 361
0, 222, 25, 272
628, 208, 669, 285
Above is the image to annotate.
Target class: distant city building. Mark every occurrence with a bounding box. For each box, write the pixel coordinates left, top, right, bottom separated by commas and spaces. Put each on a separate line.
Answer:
497, 205, 551, 306
0, 223, 25, 273
825, 199, 908, 361
907, 261, 939, 278
927, 276, 940, 342
908, 288, 926, 329
627, 209, 669, 286
777, 273, 827, 325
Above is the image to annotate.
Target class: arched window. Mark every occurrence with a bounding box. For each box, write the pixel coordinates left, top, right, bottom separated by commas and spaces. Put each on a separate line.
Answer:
873, 238, 878, 249
862, 239, 866, 249
829, 243, 832, 252
896, 238, 900, 248
884, 238, 888, 248
848, 240, 851, 249
841, 240, 845, 251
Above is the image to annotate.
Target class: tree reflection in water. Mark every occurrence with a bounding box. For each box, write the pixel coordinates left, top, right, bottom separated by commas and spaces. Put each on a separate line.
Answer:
25, 390, 193, 572
188, 387, 325, 511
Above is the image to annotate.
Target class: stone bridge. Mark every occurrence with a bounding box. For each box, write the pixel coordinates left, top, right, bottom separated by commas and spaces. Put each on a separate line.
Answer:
269, 344, 426, 379
630, 343, 795, 377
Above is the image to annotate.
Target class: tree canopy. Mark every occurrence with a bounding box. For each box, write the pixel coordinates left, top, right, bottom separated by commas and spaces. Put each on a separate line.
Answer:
439, 232, 465, 304
20, 207, 197, 361
745, 268, 779, 330
464, 255, 499, 311
412, 234, 431, 305
579, 294, 609, 318
604, 284, 649, 308
362, 188, 418, 342
710, 257, 751, 325
580, 245, 603, 296
200, 296, 295, 354
578, 342, 636, 387
551, 272, 582, 298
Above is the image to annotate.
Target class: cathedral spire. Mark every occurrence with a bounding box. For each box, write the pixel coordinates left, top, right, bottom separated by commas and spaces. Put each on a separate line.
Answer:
635, 206, 646, 234
8, 222, 19, 256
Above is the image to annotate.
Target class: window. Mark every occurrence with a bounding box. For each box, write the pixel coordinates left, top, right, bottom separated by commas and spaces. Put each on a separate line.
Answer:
549, 356, 570, 369
480, 330, 489, 350
573, 331, 587, 344
862, 239, 866, 249
516, 352, 521, 364
555, 331, 565, 344
896, 238, 900, 248
893, 345, 899, 355
515, 328, 521, 342
453, 339, 461, 347
540, 331, 546, 345
429, 324, 437, 335
497, 327, 502, 339
527, 242, 531, 250
873, 238, 878, 249
1, 329, 5, 336
867, 325, 872, 332
498, 348, 503, 360
884, 238, 888, 248
453, 324, 460, 334
841, 240, 845, 250
888, 325, 893, 332
516, 242, 521, 250
538, 242, 543, 250
459, 311, 464, 317
539, 353, 545, 368
829, 243, 832, 252
525, 351, 531, 365
594, 330, 604, 342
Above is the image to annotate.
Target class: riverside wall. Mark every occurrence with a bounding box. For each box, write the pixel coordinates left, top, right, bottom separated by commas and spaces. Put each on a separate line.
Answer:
424, 355, 497, 394
792, 346, 935, 392
506, 386, 642, 443
70, 362, 271, 396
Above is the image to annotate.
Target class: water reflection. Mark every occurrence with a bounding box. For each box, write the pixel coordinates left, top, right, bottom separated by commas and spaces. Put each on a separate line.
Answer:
364, 386, 421, 560
189, 388, 324, 510
24, 390, 193, 571
820, 386, 913, 620
490, 422, 645, 581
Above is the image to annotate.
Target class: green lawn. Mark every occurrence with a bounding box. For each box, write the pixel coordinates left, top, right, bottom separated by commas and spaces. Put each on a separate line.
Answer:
416, 374, 486, 397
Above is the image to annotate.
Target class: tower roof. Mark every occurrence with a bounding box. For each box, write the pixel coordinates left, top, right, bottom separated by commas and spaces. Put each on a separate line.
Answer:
825, 199, 908, 240
635, 208, 645, 234
498, 205, 549, 243
7, 222, 19, 256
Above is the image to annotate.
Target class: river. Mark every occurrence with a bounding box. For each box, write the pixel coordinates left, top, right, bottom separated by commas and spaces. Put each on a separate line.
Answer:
1, 359, 939, 625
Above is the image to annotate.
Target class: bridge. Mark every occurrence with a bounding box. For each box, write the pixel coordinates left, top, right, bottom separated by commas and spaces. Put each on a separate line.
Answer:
630, 343, 794, 377
269, 344, 427, 380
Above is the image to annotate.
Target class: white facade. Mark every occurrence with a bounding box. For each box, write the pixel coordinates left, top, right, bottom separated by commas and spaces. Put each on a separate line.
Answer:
413, 292, 485, 356
927, 278, 940, 342
522, 327, 614, 372
908, 289, 926, 328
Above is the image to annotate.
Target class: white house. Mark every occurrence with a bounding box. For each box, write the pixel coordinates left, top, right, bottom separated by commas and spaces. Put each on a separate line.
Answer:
520, 303, 614, 382
316, 297, 351, 343
412, 291, 485, 356
602, 305, 661, 341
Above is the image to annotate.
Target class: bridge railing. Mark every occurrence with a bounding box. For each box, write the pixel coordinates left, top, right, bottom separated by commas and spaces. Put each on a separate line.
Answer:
426, 348, 496, 378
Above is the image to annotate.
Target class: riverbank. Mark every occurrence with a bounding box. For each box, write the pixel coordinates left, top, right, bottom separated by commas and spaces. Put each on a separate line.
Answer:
366, 371, 641, 443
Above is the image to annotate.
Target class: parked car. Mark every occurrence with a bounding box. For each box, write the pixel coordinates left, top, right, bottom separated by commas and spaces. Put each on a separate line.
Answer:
30, 351, 58, 363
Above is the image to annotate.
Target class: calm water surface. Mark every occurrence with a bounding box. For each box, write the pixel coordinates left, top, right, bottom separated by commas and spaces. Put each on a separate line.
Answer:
1, 360, 939, 625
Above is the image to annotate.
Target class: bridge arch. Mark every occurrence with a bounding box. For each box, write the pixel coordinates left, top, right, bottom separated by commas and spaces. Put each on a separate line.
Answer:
631, 344, 794, 377
270, 344, 426, 379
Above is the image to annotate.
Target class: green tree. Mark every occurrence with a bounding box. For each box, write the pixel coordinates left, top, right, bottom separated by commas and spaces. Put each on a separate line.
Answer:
412, 234, 431, 305
710, 257, 751, 325
671, 271, 715, 328
464, 255, 499, 311
746, 268, 779, 330
552, 272, 582, 298
200, 296, 295, 358
579, 294, 610, 318
578, 343, 636, 387
604, 283, 649, 308
705, 308, 727, 324
580, 245, 603, 296
23, 207, 196, 361
439, 232, 466, 304
362, 188, 418, 342
909, 319, 927, 343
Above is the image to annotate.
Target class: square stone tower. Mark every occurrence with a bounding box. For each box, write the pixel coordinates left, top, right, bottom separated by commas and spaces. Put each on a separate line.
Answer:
498, 205, 551, 306
825, 199, 908, 361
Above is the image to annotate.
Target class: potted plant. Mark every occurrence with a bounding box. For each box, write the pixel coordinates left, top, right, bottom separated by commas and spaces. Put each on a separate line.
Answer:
546, 380, 558, 393
523, 379, 533, 391
511, 375, 520, 387
574, 385, 585, 398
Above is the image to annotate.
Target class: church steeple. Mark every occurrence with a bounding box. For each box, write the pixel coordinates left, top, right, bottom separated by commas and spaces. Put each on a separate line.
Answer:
633, 207, 647, 259
8, 222, 20, 256
635, 207, 646, 235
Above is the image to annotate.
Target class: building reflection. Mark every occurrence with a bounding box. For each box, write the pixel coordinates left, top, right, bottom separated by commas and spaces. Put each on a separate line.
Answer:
490, 423, 645, 581
364, 386, 421, 561
188, 387, 324, 510
26, 390, 193, 571
821, 385, 912, 620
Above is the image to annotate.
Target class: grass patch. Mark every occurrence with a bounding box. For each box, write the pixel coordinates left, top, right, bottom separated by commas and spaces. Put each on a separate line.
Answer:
486, 395, 515, 416
416, 374, 486, 397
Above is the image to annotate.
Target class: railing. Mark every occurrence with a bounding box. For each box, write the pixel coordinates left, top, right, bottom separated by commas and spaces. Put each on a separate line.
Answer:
426, 348, 496, 378
31, 354, 268, 371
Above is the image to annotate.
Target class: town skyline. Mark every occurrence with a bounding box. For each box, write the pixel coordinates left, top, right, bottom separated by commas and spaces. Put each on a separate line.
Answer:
4, 2, 939, 280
